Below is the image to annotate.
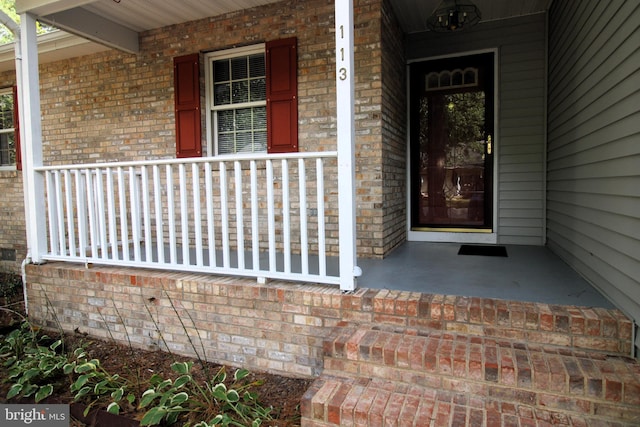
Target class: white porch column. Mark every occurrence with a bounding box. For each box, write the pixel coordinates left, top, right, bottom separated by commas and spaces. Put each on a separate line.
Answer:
19, 12, 47, 263
335, 0, 360, 291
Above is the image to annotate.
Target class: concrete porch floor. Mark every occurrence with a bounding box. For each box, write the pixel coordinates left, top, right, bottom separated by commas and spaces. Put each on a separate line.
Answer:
358, 242, 614, 309
122, 241, 612, 309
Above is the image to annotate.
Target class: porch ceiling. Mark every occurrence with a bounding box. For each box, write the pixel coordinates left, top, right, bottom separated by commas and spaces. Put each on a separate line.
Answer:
393, 0, 550, 33
13, 0, 551, 52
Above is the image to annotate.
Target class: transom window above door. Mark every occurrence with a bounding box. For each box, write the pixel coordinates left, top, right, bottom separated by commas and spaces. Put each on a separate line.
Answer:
425, 67, 478, 91
206, 45, 267, 155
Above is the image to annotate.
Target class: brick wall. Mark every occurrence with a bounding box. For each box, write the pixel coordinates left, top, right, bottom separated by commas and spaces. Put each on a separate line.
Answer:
380, 0, 407, 255
0, 0, 408, 264
0, 170, 26, 274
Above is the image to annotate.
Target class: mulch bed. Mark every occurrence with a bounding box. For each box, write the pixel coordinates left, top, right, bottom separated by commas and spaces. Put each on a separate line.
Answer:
0, 331, 313, 426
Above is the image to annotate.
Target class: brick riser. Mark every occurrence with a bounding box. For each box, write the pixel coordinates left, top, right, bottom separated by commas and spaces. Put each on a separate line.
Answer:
302, 376, 640, 427
302, 325, 640, 426
326, 325, 640, 407
362, 292, 634, 357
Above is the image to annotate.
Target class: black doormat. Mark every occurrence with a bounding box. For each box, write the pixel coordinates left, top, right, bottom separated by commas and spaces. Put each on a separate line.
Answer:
458, 244, 508, 257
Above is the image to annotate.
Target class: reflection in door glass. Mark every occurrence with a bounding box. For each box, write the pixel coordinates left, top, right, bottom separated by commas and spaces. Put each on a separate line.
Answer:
418, 91, 485, 226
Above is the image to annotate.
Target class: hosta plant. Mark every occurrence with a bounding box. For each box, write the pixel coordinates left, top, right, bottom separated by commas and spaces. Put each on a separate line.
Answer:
138, 361, 272, 426
0, 323, 67, 402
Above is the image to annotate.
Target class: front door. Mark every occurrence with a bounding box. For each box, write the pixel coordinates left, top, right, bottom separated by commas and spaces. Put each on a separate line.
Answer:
410, 53, 495, 231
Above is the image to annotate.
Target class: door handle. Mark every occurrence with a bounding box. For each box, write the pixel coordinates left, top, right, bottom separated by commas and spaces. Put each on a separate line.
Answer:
486, 135, 492, 155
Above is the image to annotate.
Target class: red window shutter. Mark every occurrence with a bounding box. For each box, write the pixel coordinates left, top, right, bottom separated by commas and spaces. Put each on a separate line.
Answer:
173, 54, 202, 158
266, 37, 298, 153
12, 85, 21, 171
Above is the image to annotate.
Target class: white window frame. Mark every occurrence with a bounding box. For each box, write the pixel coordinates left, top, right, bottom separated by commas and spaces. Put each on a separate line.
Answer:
0, 88, 16, 171
204, 43, 266, 156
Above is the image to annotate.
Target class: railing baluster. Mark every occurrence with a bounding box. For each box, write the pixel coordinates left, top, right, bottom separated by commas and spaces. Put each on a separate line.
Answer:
205, 162, 216, 267
179, 163, 189, 265
166, 165, 177, 265
316, 158, 327, 276
52, 171, 65, 255
153, 165, 164, 264
250, 160, 259, 272
193, 163, 203, 267
105, 168, 118, 260
45, 171, 58, 255
282, 159, 291, 273
75, 170, 88, 257
130, 167, 141, 262
266, 160, 275, 272
83, 169, 98, 258
141, 166, 152, 263
85, 169, 98, 258
117, 167, 130, 262
52, 171, 66, 256
219, 162, 230, 268
54, 171, 66, 256
234, 161, 245, 270
94, 168, 108, 260
299, 159, 308, 275
64, 170, 76, 257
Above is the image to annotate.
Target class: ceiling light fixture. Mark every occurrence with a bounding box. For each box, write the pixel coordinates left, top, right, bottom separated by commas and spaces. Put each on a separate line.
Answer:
426, 0, 481, 32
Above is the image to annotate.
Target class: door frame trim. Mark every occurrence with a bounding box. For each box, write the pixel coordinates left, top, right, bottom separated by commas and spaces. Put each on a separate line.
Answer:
406, 48, 499, 244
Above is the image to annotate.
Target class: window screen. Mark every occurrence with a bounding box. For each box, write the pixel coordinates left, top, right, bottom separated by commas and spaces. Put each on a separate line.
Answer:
210, 52, 267, 154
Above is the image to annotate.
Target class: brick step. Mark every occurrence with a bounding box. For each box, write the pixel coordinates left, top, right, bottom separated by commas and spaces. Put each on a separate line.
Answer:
322, 325, 640, 410
301, 375, 640, 427
359, 292, 633, 356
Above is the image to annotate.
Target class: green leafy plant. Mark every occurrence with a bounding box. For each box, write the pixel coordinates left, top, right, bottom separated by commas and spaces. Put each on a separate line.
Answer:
0, 320, 136, 415
1, 315, 280, 425
138, 361, 272, 427
0, 322, 67, 402
66, 347, 136, 416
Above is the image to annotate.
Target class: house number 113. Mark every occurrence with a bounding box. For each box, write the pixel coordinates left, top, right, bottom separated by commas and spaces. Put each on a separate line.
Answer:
338, 25, 347, 80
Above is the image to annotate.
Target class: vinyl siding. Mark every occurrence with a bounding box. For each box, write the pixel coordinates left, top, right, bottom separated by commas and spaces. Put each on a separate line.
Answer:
407, 14, 547, 245
547, 0, 640, 336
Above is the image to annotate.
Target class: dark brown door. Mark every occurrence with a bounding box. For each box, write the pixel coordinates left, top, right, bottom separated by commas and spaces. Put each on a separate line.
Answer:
410, 53, 494, 230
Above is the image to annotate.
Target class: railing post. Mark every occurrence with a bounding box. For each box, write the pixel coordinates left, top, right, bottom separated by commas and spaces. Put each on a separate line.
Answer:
19, 13, 47, 263
335, 0, 360, 291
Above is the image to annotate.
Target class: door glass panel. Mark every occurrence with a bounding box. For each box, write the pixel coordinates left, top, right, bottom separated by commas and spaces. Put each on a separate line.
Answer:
411, 53, 494, 231
418, 91, 486, 226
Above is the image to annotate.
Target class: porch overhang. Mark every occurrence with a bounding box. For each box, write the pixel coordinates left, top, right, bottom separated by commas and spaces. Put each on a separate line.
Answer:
15, 0, 289, 54
0, 30, 109, 73
16, 0, 138, 53
35, 7, 139, 53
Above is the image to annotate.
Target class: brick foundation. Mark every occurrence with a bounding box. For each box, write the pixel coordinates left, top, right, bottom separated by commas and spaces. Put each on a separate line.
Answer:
26, 263, 632, 377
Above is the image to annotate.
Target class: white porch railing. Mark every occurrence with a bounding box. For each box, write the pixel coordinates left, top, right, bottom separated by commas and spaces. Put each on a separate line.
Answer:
35, 152, 346, 286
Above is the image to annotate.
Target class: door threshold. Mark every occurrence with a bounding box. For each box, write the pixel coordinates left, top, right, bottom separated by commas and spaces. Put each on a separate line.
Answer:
408, 230, 497, 244
411, 227, 492, 233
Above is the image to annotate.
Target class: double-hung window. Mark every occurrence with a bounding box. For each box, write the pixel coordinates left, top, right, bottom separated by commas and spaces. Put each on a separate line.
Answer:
173, 37, 297, 158
206, 45, 267, 155
0, 88, 19, 170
